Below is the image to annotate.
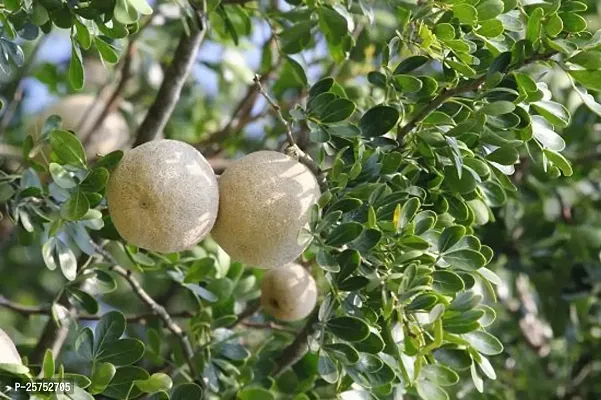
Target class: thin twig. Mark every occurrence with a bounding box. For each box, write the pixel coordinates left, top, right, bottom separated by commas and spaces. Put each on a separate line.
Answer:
396, 52, 557, 139
0, 297, 195, 322
133, 6, 207, 146
242, 320, 295, 332
252, 74, 327, 191
109, 265, 202, 385
253, 74, 297, 146
271, 311, 318, 377
197, 59, 280, 154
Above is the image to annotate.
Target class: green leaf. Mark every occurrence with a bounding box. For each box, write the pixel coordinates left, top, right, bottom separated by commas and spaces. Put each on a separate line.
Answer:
360, 105, 400, 137
280, 21, 313, 54
486, 146, 519, 165
318, 7, 348, 45
432, 270, 465, 294
43, 349, 54, 378
394, 55, 429, 74
49, 163, 77, 189
102, 366, 149, 399
96, 338, 145, 365
327, 316, 370, 342
439, 225, 466, 253
171, 383, 204, 400
394, 74, 423, 93
443, 166, 478, 194
81, 168, 110, 193
463, 331, 504, 355
95, 150, 124, 170
559, 12, 586, 33
95, 37, 120, 64
50, 129, 87, 167
74, 18, 92, 49
354, 330, 386, 354
68, 288, 99, 314
453, 4, 477, 25
238, 387, 275, 400
531, 116, 565, 151
568, 70, 601, 92
336, 249, 360, 282
545, 13, 563, 36
481, 101, 515, 115
569, 50, 601, 69
532, 100, 570, 128
315, 98, 356, 123
69, 42, 84, 90
318, 353, 339, 384
443, 249, 487, 271
526, 8, 544, 43
284, 56, 307, 87
56, 239, 77, 280
76, 327, 94, 361
327, 222, 363, 246
135, 373, 173, 393
544, 149, 572, 176
309, 77, 334, 97
476, 0, 504, 20
89, 362, 117, 394
95, 311, 126, 352
415, 380, 449, 400
477, 19, 504, 37
61, 189, 90, 221
420, 364, 460, 386
323, 342, 360, 365
572, 84, 601, 118
128, 0, 153, 15
0, 182, 15, 203
114, 0, 139, 24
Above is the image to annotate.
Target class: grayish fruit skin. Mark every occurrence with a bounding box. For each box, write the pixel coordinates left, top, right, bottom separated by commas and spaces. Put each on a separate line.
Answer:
261, 263, 317, 322
0, 328, 22, 365
107, 139, 219, 253
33, 94, 129, 158
211, 150, 321, 269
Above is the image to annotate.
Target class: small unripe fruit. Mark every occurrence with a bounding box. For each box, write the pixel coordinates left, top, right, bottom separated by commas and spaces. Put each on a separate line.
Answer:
107, 139, 219, 253
33, 94, 129, 158
0, 328, 22, 365
211, 151, 320, 268
261, 263, 317, 321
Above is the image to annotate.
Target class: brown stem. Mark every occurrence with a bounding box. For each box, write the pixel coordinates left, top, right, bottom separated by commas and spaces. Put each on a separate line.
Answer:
133, 9, 207, 146
271, 311, 318, 377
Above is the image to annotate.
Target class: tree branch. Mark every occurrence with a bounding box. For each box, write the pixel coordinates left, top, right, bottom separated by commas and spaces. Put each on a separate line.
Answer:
133, 9, 207, 146
271, 311, 318, 377
396, 52, 557, 139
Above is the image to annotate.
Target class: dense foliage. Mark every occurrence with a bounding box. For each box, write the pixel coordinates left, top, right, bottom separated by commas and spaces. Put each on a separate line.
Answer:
1, 0, 601, 399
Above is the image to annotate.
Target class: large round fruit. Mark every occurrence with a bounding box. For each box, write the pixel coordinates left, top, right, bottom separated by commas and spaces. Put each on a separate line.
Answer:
261, 263, 317, 322
106, 139, 219, 253
211, 150, 321, 268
